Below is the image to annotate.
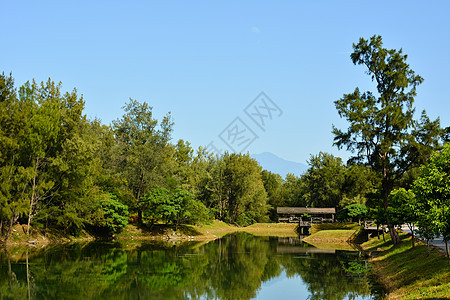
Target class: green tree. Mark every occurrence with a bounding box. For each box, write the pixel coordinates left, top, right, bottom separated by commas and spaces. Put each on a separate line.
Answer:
280, 173, 306, 207
142, 187, 209, 228
171, 189, 210, 227
413, 143, 450, 259
39, 82, 101, 235
388, 188, 417, 247
333, 35, 442, 244
96, 192, 129, 234
340, 164, 377, 207
443, 126, 450, 143
19, 80, 61, 237
0, 73, 29, 240
261, 170, 285, 221
112, 99, 173, 224
302, 152, 346, 208
338, 204, 368, 225
198, 155, 227, 219
222, 153, 269, 225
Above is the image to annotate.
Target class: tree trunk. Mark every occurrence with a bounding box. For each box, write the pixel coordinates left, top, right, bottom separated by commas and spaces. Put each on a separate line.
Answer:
382, 163, 400, 245
377, 224, 380, 239
445, 240, 449, 262
136, 171, 145, 225
27, 158, 39, 239
5, 208, 16, 242
408, 223, 415, 247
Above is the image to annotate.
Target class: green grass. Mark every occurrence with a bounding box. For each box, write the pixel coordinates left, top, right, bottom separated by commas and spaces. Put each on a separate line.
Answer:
193, 221, 298, 238
300, 222, 361, 251
240, 223, 298, 237
117, 221, 299, 241
309, 222, 360, 234
306, 229, 357, 239
362, 233, 450, 299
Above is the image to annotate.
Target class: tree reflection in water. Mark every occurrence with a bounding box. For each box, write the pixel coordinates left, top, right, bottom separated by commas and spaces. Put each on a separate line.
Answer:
0, 233, 374, 299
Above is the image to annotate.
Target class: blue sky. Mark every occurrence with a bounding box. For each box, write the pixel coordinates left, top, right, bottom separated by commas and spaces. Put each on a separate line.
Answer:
2, 1, 449, 165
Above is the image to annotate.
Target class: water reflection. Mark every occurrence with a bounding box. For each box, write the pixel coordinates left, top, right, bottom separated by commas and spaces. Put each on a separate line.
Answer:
0, 233, 374, 299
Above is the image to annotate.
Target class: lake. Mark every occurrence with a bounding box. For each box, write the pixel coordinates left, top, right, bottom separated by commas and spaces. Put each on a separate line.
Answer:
0, 233, 380, 299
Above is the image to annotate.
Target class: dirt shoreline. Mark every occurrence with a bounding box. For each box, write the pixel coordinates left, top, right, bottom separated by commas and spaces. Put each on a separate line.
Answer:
1, 221, 300, 247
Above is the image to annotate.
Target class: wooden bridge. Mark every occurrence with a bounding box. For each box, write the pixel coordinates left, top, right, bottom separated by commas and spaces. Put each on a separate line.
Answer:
277, 207, 336, 234
277, 207, 336, 223
362, 220, 389, 240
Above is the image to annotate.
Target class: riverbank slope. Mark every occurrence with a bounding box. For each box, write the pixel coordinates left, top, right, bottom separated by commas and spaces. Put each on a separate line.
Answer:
303, 224, 450, 298
362, 233, 450, 299
115, 221, 299, 241
1, 221, 299, 246
301, 223, 361, 250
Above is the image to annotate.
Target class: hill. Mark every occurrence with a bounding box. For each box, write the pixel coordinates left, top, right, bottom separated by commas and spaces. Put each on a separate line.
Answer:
251, 152, 308, 177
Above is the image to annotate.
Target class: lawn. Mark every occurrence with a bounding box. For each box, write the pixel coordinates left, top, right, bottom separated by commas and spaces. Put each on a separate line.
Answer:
362, 233, 450, 299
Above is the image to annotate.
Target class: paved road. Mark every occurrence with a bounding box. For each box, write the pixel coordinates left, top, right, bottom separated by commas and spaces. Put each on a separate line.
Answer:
400, 225, 448, 252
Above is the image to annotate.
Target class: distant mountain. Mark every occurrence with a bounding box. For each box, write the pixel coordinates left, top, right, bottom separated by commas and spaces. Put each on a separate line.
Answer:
250, 152, 308, 178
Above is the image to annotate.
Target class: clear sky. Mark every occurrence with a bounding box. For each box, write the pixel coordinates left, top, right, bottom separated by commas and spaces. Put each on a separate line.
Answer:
2, 1, 449, 165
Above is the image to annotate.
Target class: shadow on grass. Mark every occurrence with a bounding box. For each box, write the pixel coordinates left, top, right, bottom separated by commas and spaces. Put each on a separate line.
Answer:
372, 234, 450, 297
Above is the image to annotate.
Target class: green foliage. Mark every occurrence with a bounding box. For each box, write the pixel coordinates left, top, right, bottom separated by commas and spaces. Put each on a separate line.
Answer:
302, 152, 346, 208
281, 173, 306, 207
387, 188, 416, 227
333, 35, 442, 244
197, 153, 269, 225
142, 187, 210, 227
97, 193, 129, 234
340, 164, 377, 207
112, 99, 174, 224
222, 153, 270, 225
413, 143, 450, 248
261, 170, 285, 221
338, 204, 368, 223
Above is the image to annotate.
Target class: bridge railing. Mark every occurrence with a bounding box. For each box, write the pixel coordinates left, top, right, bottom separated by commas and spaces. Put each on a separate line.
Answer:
299, 220, 312, 226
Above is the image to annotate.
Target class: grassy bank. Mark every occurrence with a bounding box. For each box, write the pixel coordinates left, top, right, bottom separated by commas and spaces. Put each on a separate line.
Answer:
1, 224, 95, 246
113, 221, 299, 242
362, 233, 450, 299
303, 223, 450, 298
302, 223, 360, 244
2, 221, 299, 246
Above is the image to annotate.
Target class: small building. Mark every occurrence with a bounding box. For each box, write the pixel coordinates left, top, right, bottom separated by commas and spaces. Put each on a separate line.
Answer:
277, 207, 336, 223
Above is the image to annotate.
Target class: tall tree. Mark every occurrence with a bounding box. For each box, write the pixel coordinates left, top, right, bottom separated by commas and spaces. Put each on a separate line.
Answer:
333, 35, 442, 244
112, 99, 173, 224
19, 80, 60, 237
198, 154, 227, 219
302, 152, 346, 208
222, 153, 269, 225
261, 170, 285, 221
281, 174, 306, 207
340, 164, 377, 207
0, 74, 30, 240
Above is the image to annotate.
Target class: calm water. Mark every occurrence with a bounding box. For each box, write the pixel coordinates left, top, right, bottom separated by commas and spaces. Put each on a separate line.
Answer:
0, 233, 378, 299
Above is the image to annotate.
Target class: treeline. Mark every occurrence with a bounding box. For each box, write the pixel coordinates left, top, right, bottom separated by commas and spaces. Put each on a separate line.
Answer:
0, 73, 398, 240
0, 74, 270, 239
0, 74, 335, 240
